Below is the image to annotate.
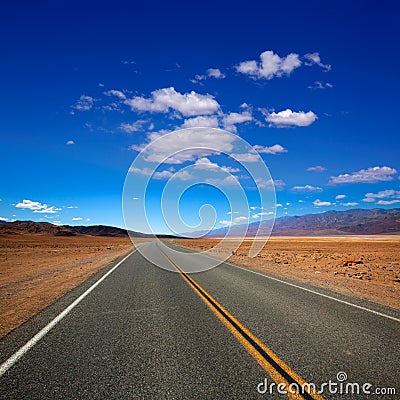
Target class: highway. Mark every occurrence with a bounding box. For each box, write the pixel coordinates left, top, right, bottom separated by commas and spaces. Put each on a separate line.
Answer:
0, 241, 399, 399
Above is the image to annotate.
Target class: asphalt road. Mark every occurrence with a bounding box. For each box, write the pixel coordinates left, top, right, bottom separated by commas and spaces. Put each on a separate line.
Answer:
0, 241, 399, 399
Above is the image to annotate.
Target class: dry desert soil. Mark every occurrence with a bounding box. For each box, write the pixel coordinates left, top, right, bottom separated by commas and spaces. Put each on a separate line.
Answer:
1, 234, 399, 339
169, 236, 400, 310
0, 234, 133, 338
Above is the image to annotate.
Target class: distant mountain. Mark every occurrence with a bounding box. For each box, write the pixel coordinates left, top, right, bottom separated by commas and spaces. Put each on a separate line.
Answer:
207, 208, 400, 237
0, 220, 156, 238
2, 208, 400, 238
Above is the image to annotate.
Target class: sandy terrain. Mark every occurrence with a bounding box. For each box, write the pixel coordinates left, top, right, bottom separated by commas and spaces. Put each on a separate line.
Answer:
0, 234, 134, 338
170, 237, 400, 310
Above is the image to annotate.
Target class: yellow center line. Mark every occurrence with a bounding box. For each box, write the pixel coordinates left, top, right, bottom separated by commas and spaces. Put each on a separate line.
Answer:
158, 246, 325, 400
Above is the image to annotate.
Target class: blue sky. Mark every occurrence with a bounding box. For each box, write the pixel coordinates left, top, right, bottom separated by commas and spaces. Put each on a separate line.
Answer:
1, 0, 399, 233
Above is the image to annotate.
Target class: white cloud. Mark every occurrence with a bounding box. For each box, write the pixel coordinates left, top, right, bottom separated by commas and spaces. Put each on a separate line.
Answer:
236, 50, 302, 80
124, 87, 220, 117
313, 199, 332, 207
72, 95, 94, 111
291, 185, 323, 193
329, 166, 397, 184
308, 81, 333, 89
0, 217, 8, 221
34, 206, 61, 214
307, 165, 326, 172
230, 153, 259, 162
207, 68, 225, 79
15, 199, 61, 214
129, 165, 195, 181
376, 199, 400, 205
362, 189, 400, 203
336, 194, 347, 200
265, 109, 317, 127
66, 140, 75, 145
129, 166, 173, 180
222, 111, 253, 132
194, 157, 240, 173
153, 170, 174, 180
342, 202, 359, 207
104, 90, 126, 100
219, 215, 248, 226
138, 128, 236, 164
205, 175, 239, 187
67, 205, 78, 209
252, 211, 274, 219
253, 144, 287, 155
72, 217, 83, 221
191, 68, 226, 83
120, 120, 147, 133
181, 116, 219, 128
171, 170, 195, 181
255, 178, 285, 190
304, 53, 331, 71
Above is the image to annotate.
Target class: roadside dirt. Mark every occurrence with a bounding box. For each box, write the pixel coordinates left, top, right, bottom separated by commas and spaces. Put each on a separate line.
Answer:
171, 237, 400, 310
0, 234, 133, 338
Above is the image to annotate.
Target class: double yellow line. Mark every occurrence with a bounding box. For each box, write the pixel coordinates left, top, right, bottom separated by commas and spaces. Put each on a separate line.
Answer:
159, 246, 325, 400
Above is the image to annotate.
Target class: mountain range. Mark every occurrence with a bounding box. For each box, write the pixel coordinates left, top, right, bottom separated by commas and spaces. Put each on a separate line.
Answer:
208, 208, 400, 236
1, 208, 400, 237
0, 220, 149, 238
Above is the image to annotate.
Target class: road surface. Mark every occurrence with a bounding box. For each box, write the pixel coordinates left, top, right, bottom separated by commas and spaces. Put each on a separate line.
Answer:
0, 241, 399, 399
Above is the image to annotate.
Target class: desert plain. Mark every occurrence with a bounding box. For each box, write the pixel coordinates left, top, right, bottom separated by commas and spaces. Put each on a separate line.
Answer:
1, 234, 399, 338
0, 234, 133, 338
170, 236, 400, 310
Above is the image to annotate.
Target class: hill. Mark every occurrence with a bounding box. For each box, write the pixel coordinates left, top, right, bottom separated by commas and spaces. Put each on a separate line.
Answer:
208, 208, 400, 237
0, 220, 148, 238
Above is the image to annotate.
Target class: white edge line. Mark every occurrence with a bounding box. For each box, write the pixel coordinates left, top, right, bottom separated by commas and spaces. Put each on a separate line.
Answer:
167, 242, 400, 323
225, 261, 400, 323
0, 249, 136, 377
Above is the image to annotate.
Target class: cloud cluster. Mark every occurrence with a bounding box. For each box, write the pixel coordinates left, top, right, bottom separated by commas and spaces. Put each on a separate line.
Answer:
120, 120, 147, 133
235, 50, 330, 80
265, 109, 317, 127
222, 111, 253, 132
15, 199, 61, 214
219, 215, 248, 226
236, 50, 302, 80
131, 128, 237, 164
192, 68, 226, 83
363, 189, 400, 205
194, 157, 240, 173
308, 81, 333, 90
313, 199, 332, 207
291, 185, 323, 193
72, 95, 94, 111
124, 87, 220, 117
307, 165, 326, 172
304, 53, 331, 71
253, 144, 287, 155
181, 116, 219, 129
329, 166, 397, 184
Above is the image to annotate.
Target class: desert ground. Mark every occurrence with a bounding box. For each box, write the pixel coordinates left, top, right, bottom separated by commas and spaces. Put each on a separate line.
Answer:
1, 234, 399, 339
170, 236, 400, 310
0, 234, 133, 338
